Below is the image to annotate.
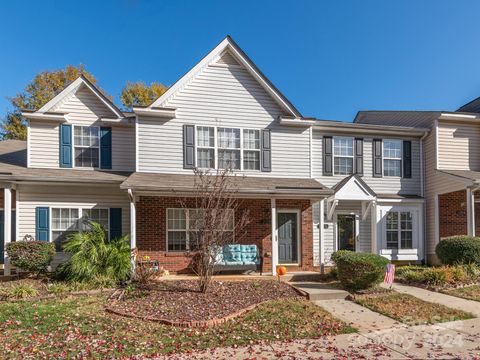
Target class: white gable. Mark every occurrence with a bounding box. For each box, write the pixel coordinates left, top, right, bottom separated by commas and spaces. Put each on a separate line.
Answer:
149, 36, 301, 118
334, 176, 376, 201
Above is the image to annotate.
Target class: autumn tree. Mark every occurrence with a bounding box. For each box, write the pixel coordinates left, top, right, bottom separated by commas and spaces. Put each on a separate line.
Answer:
2, 65, 97, 140
120, 81, 167, 110
179, 169, 250, 293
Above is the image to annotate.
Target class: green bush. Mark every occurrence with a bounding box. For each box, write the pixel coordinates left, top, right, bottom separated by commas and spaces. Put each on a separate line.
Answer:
6, 241, 55, 275
59, 221, 130, 283
395, 264, 480, 286
6, 283, 39, 299
436, 236, 480, 265
331, 250, 389, 291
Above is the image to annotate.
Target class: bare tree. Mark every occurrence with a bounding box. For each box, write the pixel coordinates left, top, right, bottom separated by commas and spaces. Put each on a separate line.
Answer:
179, 168, 250, 293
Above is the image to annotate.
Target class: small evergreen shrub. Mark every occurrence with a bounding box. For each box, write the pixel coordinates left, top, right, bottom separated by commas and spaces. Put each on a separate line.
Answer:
6, 240, 55, 275
7, 283, 39, 299
436, 236, 480, 265
331, 250, 389, 291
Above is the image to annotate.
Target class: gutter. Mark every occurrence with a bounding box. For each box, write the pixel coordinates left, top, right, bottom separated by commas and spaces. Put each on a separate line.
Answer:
132, 107, 176, 118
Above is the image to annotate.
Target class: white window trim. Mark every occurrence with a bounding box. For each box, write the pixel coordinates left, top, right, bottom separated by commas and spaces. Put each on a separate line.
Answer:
382, 139, 402, 178
194, 125, 261, 172
166, 208, 235, 252
333, 136, 354, 175
72, 125, 101, 170
49, 207, 111, 248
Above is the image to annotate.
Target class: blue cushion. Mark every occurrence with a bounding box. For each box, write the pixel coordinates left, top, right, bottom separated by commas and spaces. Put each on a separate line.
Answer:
223, 244, 242, 262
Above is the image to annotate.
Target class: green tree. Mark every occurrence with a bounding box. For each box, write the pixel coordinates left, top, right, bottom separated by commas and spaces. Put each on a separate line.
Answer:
120, 81, 167, 110
2, 65, 97, 140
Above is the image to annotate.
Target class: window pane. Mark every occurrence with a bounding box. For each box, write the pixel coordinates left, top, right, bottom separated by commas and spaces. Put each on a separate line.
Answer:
218, 149, 240, 169
197, 127, 214, 147
386, 231, 399, 249
401, 231, 413, 249
334, 157, 353, 175
386, 212, 398, 230
218, 128, 240, 149
197, 148, 215, 168
384, 159, 401, 177
168, 231, 187, 251
333, 138, 353, 156
383, 140, 402, 159
75, 147, 99, 168
400, 212, 412, 230
74, 127, 82, 146
167, 209, 186, 230
243, 150, 260, 170
243, 129, 260, 150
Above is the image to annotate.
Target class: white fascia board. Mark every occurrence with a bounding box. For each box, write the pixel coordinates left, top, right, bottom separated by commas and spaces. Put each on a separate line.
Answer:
439, 113, 478, 120
100, 117, 135, 127
80, 78, 124, 119
37, 77, 84, 113
376, 198, 425, 204
22, 112, 67, 122
150, 37, 300, 117
132, 107, 176, 118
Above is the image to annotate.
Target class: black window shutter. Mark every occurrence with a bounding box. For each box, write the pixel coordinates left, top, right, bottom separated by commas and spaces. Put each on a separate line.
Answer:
183, 125, 195, 169
355, 138, 363, 176
100, 127, 112, 169
261, 129, 272, 172
373, 139, 383, 178
323, 136, 333, 176
403, 140, 412, 178
109, 208, 122, 241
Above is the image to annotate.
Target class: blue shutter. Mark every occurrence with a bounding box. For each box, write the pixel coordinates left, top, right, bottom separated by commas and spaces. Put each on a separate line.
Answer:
36, 207, 50, 241
100, 127, 112, 169
109, 208, 122, 241
59, 124, 72, 168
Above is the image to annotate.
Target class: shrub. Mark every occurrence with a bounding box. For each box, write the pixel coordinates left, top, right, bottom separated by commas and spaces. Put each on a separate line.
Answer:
436, 236, 480, 265
331, 250, 389, 291
7, 283, 39, 299
60, 221, 131, 283
47, 282, 69, 295
6, 241, 55, 275
133, 261, 157, 285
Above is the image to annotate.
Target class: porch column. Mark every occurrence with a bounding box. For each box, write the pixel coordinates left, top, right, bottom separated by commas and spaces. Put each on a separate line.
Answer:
319, 199, 325, 273
128, 189, 136, 272
467, 188, 475, 237
4, 188, 12, 276
370, 201, 377, 254
271, 198, 277, 276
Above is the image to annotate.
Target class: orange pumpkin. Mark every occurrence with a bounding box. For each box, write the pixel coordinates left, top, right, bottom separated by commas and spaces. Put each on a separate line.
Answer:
276, 266, 287, 276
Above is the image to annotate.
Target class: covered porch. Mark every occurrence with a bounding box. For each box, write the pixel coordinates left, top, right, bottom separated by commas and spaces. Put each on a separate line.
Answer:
317, 175, 424, 268
121, 173, 332, 275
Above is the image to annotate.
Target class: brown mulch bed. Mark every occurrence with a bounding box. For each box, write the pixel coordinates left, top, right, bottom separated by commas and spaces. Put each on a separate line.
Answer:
108, 280, 304, 324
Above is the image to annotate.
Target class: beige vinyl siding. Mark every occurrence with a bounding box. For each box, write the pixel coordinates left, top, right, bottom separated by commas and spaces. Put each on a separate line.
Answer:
137, 64, 311, 178
29, 120, 59, 168
437, 120, 480, 171
423, 131, 466, 257
28, 86, 135, 171
311, 131, 421, 195
16, 184, 130, 241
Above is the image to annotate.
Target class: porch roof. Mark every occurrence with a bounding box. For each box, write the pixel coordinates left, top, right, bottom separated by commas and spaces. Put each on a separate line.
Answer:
437, 169, 480, 185
120, 172, 332, 197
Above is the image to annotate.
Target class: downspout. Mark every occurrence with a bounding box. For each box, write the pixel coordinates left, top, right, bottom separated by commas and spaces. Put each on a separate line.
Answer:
420, 131, 428, 264
468, 185, 480, 237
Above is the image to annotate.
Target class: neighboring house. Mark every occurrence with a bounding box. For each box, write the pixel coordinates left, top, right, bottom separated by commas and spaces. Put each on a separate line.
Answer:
355, 109, 480, 264
1, 35, 465, 275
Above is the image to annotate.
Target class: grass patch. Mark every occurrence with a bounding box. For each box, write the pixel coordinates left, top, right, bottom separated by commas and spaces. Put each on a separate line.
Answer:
0, 295, 354, 358
443, 285, 480, 302
354, 292, 474, 325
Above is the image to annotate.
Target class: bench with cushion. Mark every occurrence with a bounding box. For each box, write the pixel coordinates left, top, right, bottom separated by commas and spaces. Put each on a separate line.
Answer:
213, 244, 261, 273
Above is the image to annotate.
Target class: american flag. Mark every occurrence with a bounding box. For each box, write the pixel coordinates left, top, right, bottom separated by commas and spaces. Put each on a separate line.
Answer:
384, 263, 396, 285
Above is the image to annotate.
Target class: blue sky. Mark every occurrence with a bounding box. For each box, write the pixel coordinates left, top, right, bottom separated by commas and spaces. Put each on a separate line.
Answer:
1, 0, 479, 121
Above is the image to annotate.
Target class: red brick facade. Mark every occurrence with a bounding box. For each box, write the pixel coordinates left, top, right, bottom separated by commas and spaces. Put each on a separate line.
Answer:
135, 196, 315, 273
438, 190, 467, 238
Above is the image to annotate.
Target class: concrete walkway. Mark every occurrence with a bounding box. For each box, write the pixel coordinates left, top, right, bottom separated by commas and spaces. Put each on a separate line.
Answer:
290, 281, 349, 300
171, 318, 480, 359
384, 282, 480, 317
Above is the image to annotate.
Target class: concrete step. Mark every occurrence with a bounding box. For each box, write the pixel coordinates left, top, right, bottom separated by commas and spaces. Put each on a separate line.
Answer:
290, 281, 349, 300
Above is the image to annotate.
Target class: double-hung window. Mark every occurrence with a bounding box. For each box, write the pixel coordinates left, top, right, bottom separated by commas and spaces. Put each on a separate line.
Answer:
383, 140, 402, 177
195, 126, 261, 171
218, 128, 241, 169
74, 126, 100, 168
167, 208, 234, 251
52, 208, 80, 251
243, 129, 260, 170
385, 211, 413, 249
333, 137, 354, 175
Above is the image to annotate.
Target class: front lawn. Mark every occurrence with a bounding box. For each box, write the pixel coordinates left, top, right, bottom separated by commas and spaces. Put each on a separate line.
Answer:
443, 285, 480, 302
0, 294, 354, 358
354, 291, 474, 325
